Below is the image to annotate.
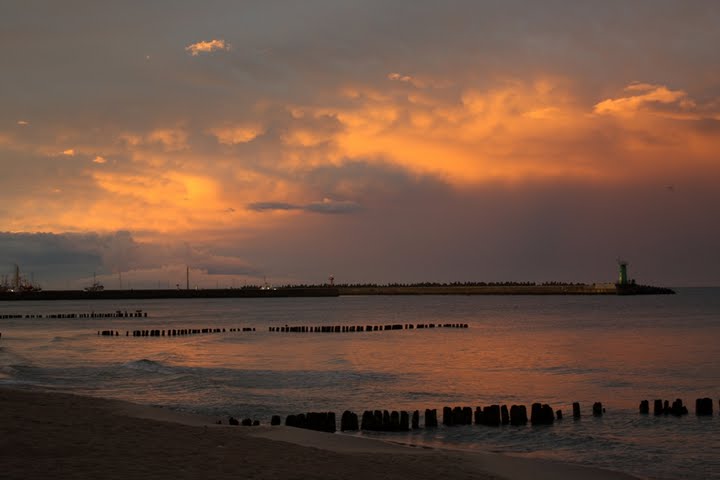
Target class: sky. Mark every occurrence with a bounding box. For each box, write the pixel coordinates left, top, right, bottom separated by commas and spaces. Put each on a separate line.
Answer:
1, 0, 719, 289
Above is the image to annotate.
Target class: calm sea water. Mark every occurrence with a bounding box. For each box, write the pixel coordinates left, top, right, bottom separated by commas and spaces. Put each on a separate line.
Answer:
1, 288, 718, 479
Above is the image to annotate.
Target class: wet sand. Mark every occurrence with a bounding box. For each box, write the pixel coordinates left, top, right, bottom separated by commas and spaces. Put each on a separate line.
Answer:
0, 386, 639, 480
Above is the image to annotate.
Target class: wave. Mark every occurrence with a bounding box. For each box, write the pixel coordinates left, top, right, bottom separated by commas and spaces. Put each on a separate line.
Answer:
122, 359, 176, 375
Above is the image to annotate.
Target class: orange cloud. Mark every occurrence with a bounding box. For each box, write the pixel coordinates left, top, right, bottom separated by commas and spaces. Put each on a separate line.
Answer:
210, 124, 264, 144
185, 39, 231, 56
2, 74, 718, 238
593, 83, 702, 118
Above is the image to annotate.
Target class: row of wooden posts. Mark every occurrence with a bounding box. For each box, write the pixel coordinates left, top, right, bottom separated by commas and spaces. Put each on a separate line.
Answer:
2, 310, 147, 319
268, 323, 469, 333
99, 327, 256, 337
97, 323, 468, 337
226, 398, 716, 431
640, 398, 715, 416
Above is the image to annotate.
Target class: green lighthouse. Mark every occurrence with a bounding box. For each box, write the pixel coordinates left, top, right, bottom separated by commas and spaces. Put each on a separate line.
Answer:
618, 260, 628, 285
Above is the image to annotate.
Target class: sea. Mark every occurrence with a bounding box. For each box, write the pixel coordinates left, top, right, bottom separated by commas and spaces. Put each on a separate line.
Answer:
1, 288, 718, 479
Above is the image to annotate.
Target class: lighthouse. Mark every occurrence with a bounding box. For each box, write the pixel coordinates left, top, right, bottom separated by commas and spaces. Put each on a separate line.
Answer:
618, 260, 628, 285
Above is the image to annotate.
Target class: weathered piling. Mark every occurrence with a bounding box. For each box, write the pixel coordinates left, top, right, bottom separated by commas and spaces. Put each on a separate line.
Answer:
501, 405, 510, 425
390, 411, 400, 430
358, 409, 408, 431
424, 408, 438, 427
411, 410, 420, 429
510, 405, 528, 426
653, 399, 663, 416
482, 405, 501, 426
462, 406, 473, 425
361, 411, 375, 430
271, 415, 281, 426
556, 410, 563, 420
440, 406, 470, 426
285, 412, 336, 432
228, 416, 239, 425
474, 406, 483, 425
670, 399, 688, 416
592, 402, 603, 417
341, 410, 359, 431
639, 400, 649, 414
400, 411, 410, 431
530, 403, 554, 425
695, 398, 713, 416
443, 406, 453, 426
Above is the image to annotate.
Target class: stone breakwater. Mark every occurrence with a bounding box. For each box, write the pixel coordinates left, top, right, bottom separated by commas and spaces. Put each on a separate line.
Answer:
0, 287, 340, 301
218, 398, 716, 431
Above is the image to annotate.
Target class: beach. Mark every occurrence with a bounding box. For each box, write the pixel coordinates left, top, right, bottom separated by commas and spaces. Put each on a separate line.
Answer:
0, 386, 640, 480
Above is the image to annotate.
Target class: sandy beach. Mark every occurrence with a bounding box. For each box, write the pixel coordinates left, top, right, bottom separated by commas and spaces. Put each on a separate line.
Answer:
0, 386, 640, 480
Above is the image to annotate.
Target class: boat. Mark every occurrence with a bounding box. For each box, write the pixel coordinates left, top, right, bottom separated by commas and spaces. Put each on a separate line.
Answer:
84, 274, 104, 292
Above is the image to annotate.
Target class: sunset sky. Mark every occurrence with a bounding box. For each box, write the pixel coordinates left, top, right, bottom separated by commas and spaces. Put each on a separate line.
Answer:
1, 1, 719, 288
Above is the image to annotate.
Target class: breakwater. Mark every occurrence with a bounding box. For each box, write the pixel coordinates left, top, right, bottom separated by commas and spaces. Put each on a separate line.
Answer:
0, 284, 676, 301
221, 397, 716, 431
338, 284, 675, 295
0, 287, 339, 301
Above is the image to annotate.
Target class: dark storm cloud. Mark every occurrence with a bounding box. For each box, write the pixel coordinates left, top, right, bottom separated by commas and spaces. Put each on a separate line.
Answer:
0, 231, 259, 288
247, 199, 361, 214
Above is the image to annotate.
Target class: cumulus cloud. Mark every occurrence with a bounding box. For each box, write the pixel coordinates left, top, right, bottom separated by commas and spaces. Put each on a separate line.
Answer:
117, 128, 188, 151
210, 124, 264, 144
92, 155, 107, 164
62, 148, 75, 156
185, 39, 231, 56
17, 120, 29, 126
594, 83, 696, 117
388, 72, 413, 83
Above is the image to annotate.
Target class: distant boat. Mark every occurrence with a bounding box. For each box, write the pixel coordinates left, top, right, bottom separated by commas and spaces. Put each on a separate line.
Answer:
84, 274, 104, 292
2, 264, 42, 293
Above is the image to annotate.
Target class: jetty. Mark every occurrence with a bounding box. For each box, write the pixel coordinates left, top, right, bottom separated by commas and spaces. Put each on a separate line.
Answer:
0, 287, 339, 301
0, 262, 673, 301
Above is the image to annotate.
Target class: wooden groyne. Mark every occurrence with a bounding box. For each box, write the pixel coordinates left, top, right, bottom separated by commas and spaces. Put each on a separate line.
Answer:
222, 397, 715, 429
2, 310, 147, 319
639, 398, 709, 416
269, 323, 469, 333
99, 327, 256, 337
96, 323, 467, 337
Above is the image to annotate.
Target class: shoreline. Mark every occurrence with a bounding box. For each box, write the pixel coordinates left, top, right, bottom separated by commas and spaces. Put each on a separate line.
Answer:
0, 385, 640, 480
